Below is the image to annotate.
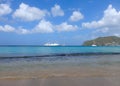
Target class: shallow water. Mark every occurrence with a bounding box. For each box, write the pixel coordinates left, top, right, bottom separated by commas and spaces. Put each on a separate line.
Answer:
0, 46, 120, 57
0, 46, 120, 79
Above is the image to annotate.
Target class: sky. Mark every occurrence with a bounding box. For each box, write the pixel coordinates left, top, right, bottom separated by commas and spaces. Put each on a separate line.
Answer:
0, 0, 120, 45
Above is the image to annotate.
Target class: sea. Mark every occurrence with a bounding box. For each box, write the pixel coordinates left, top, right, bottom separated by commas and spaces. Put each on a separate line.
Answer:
0, 46, 120, 76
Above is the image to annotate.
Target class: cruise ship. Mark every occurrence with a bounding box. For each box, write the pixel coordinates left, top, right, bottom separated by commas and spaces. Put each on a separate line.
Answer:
44, 43, 60, 46
92, 44, 97, 46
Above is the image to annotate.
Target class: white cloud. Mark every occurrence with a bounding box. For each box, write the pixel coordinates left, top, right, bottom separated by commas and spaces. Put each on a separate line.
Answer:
82, 4, 120, 35
0, 25, 15, 32
0, 25, 30, 34
0, 22, 78, 34
0, 20, 78, 34
33, 20, 78, 33
16, 28, 30, 34
56, 22, 78, 31
33, 20, 54, 33
0, 3, 12, 16
13, 3, 48, 21
114, 33, 120, 37
51, 4, 64, 17
69, 11, 84, 22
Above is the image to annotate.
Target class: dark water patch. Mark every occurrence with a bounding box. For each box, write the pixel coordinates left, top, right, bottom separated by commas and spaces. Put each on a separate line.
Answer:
0, 52, 120, 59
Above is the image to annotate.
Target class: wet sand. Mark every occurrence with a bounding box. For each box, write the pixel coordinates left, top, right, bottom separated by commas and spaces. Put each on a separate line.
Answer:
0, 77, 120, 86
0, 66, 120, 86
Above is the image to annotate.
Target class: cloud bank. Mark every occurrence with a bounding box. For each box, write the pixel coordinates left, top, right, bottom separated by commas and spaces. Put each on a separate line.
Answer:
13, 3, 48, 21
1, 2, 120, 36
82, 5, 120, 35
0, 20, 78, 34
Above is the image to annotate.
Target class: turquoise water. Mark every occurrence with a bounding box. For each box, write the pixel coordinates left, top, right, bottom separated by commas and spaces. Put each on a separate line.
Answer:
0, 46, 120, 72
0, 46, 120, 57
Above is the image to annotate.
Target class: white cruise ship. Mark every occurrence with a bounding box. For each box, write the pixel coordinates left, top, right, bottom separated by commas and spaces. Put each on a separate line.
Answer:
92, 44, 97, 46
44, 43, 60, 46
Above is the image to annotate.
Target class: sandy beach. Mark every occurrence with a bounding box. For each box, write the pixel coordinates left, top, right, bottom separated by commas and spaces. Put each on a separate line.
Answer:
0, 77, 120, 86
0, 65, 120, 86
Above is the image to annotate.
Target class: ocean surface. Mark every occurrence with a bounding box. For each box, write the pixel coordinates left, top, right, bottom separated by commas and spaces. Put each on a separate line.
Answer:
0, 46, 120, 57
0, 46, 120, 76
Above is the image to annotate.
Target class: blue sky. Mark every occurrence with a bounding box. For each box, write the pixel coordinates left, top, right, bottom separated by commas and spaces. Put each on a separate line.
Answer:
0, 0, 120, 45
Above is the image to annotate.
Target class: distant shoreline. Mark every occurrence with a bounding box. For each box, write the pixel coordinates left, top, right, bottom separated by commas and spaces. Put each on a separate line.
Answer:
0, 45, 120, 47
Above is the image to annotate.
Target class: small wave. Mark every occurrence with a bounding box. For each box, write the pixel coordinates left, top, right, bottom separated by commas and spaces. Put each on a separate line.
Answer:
0, 52, 120, 59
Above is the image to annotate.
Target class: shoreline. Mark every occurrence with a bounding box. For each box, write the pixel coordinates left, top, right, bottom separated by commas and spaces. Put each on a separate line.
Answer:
0, 76, 120, 86
0, 66, 120, 80
0, 60, 120, 86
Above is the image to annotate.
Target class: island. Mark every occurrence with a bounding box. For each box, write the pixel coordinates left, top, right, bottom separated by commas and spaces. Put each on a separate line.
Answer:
83, 36, 120, 46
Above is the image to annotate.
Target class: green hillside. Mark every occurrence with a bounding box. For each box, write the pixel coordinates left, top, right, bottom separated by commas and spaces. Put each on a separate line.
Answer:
83, 36, 120, 46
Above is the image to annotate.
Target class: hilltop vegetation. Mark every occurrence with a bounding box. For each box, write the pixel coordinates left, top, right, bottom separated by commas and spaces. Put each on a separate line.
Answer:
83, 36, 120, 46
